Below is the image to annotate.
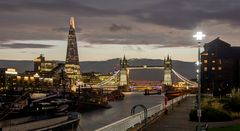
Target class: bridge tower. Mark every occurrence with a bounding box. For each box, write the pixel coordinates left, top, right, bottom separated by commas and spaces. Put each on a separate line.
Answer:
163, 55, 172, 86
119, 55, 129, 88
65, 17, 81, 87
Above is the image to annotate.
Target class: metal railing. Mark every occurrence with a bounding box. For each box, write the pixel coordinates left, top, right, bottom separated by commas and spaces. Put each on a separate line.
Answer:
95, 94, 188, 131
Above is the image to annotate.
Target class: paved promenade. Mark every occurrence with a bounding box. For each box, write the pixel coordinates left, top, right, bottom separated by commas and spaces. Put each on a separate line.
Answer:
147, 96, 197, 131
146, 95, 240, 131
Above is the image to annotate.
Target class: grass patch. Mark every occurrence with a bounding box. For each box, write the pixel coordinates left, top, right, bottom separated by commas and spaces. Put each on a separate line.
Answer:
208, 124, 240, 131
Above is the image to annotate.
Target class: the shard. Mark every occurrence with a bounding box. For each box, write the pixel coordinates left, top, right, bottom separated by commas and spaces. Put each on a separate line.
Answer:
65, 17, 81, 85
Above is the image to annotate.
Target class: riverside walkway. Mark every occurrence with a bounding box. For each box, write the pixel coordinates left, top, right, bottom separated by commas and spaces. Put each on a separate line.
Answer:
147, 96, 197, 131
146, 95, 240, 131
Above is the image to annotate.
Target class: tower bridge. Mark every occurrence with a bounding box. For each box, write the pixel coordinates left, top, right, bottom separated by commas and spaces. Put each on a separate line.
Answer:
119, 55, 173, 89
94, 55, 197, 90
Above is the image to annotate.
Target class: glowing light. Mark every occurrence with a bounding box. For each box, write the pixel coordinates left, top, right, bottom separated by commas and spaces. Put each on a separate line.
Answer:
70, 17, 75, 29
193, 32, 206, 40
5, 68, 17, 75
30, 77, 35, 81
17, 76, 21, 80
196, 69, 199, 73
24, 76, 29, 81
33, 73, 40, 78
195, 61, 201, 66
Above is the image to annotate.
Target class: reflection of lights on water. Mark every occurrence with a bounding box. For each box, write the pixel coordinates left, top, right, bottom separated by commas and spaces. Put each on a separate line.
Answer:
123, 92, 133, 95
153, 86, 162, 90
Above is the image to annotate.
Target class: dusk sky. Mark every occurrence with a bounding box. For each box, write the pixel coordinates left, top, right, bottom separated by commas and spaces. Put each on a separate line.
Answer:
1, 0, 240, 62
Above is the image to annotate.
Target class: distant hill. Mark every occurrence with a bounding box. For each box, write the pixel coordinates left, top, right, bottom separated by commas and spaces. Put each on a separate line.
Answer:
0, 60, 34, 72
0, 59, 196, 80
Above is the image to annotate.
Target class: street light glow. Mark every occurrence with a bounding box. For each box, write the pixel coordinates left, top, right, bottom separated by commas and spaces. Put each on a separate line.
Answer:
196, 69, 199, 73
195, 61, 200, 66
193, 31, 206, 131
193, 32, 206, 40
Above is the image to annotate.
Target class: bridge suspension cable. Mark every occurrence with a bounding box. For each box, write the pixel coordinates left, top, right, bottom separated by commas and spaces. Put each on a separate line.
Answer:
95, 70, 120, 87
93, 69, 197, 88
172, 69, 197, 87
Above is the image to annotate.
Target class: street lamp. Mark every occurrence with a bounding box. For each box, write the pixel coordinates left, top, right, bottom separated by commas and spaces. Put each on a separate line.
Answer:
193, 31, 206, 130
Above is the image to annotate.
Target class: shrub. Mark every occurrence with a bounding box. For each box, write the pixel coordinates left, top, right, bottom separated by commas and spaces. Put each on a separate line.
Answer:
224, 88, 240, 112
189, 107, 232, 122
189, 109, 198, 121
230, 112, 240, 119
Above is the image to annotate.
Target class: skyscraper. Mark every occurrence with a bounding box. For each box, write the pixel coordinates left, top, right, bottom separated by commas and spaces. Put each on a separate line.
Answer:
65, 17, 81, 86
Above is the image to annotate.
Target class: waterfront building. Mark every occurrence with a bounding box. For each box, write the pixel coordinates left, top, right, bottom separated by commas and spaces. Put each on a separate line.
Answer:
201, 37, 240, 95
16, 72, 41, 90
0, 68, 18, 90
16, 71, 57, 90
34, 54, 57, 72
33, 54, 64, 88
81, 72, 102, 85
65, 17, 81, 87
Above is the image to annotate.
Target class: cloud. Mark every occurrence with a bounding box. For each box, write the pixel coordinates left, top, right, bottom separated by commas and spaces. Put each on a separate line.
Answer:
109, 24, 132, 32
1, 0, 240, 30
0, 43, 55, 49
0, 0, 119, 16
80, 45, 94, 48
1, 0, 240, 49
127, 0, 240, 29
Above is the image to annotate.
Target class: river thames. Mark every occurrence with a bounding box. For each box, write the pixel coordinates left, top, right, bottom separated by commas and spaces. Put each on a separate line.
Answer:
79, 92, 164, 131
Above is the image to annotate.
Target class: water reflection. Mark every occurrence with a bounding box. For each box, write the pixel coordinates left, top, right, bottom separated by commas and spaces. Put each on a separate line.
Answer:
79, 92, 164, 131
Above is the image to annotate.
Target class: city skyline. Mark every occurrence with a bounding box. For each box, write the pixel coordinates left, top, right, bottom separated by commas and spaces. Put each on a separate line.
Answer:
1, 0, 240, 62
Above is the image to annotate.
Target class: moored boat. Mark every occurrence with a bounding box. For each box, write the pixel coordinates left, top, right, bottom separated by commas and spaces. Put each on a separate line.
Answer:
0, 112, 80, 131
73, 88, 111, 112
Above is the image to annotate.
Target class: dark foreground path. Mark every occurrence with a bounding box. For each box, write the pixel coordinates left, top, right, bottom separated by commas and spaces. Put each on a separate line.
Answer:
147, 96, 197, 131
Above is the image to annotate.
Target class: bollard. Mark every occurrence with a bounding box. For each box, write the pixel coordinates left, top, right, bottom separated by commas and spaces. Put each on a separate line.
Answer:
164, 96, 168, 114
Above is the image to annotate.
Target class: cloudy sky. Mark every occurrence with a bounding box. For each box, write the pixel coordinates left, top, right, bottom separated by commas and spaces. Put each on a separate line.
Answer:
0, 0, 240, 62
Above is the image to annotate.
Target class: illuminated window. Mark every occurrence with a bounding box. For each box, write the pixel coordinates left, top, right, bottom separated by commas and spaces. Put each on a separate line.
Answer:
219, 59, 222, 64
212, 60, 216, 63
212, 67, 215, 70
204, 67, 208, 71
203, 60, 208, 64
218, 67, 222, 70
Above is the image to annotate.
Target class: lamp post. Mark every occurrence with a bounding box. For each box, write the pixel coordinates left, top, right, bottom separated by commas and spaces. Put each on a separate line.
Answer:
193, 31, 206, 130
